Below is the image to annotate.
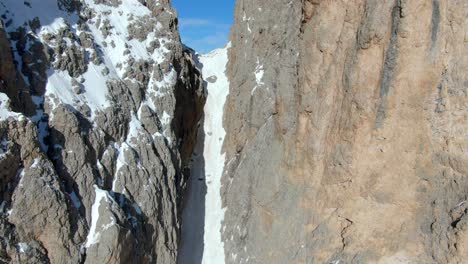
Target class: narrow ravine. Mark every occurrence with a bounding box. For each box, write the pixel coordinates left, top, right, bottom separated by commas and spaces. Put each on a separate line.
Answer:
178, 45, 230, 264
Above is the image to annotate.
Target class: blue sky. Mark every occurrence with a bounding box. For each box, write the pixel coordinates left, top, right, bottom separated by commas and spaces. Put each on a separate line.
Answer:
172, 0, 235, 53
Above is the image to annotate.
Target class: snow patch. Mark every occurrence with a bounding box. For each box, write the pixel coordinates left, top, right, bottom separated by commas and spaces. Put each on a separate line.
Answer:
127, 114, 144, 146
113, 143, 131, 191
17, 242, 30, 254
85, 185, 108, 248
0, 93, 20, 120
161, 111, 171, 126
84, 0, 172, 78
1, 0, 78, 31
45, 65, 111, 119
148, 68, 177, 104
30, 158, 40, 168
243, 13, 254, 33
39, 17, 69, 35
4, 0, 175, 124
251, 58, 265, 95
255, 60, 265, 85
17, 169, 25, 188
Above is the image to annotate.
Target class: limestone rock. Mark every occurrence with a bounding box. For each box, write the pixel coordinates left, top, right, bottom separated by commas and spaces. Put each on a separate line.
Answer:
0, 0, 204, 263
222, 0, 468, 263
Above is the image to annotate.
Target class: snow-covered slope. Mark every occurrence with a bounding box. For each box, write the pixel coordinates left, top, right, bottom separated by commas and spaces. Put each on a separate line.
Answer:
178, 45, 230, 264
1, 0, 174, 120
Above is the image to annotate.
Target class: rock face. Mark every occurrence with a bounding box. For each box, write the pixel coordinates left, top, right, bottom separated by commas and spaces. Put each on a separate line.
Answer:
0, 0, 204, 263
223, 0, 467, 263
1, 0, 467, 263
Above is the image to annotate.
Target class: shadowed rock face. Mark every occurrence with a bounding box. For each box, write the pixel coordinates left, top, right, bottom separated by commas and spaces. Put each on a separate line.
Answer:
0, 0, 204, 263
223, 0, 467, 263
0, 22, 35, 116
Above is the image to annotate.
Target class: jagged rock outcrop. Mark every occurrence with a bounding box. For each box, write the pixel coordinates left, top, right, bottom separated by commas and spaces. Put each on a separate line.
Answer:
0, 0, 204, 263
223, 0, 467, 263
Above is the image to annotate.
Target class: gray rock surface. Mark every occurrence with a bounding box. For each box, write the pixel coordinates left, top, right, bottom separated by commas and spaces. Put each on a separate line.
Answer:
0, 0, 204, 263
2, 0, 466, 263
222, 0, 468, 263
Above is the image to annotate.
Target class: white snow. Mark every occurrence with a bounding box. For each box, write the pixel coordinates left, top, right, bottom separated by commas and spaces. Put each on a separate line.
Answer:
3, 0, 175, 122
178, 44, 230, 264
0, 93, 20, 120
113, 108, 156, 192
161, 111, 172, 126
243, 13, 254, 33
147, 68, 177, 107
1, 0, 78, 31
83, 0, 172, 78
198, 46, 229, 264
39, 17, 69, 35
16, 168, 25, 188
81, 65, 112, 112
112, 143, 129, 191
3, 1, 113, 120
113, 141, 143, 192
127, 114, 144, 145
30, 158, 40, 168
85, 185, 108, 248
251, 58, 265, 95
45, 64, 111, 119
255, 58, 265, 85
101, 217, 116, 231
17, 242, 29, 254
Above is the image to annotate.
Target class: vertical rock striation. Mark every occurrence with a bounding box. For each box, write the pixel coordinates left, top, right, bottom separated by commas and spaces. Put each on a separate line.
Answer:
0, 0, 205, 263
223, 0, 467, 263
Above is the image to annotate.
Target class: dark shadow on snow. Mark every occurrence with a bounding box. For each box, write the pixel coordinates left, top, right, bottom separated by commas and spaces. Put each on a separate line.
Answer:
177, 53, 208, 264
177, 116, 207, 264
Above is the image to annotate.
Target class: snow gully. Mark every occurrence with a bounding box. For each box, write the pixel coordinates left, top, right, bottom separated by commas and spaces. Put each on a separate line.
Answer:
178, 44, 231, 264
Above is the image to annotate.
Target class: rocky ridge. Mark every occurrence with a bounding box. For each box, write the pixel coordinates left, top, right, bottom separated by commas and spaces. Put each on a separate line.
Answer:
0, 0, 204, 263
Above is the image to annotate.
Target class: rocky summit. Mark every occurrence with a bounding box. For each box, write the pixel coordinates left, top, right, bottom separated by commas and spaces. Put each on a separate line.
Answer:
0, 0, 467, 264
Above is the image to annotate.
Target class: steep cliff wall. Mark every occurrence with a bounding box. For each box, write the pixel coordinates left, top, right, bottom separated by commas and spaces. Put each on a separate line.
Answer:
0, 0, 204, 263
1, 0, 467, 263
223, 0, 467, 263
